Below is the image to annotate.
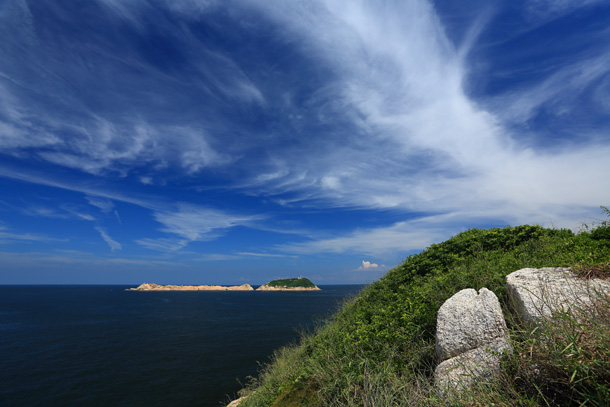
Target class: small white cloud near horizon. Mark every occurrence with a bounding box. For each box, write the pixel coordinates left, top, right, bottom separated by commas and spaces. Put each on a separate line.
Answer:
357, 260, 388, 271
361, 260, 378, 269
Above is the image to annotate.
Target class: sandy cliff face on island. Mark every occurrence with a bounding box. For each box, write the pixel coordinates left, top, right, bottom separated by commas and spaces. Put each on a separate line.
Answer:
127, 283, 254, 291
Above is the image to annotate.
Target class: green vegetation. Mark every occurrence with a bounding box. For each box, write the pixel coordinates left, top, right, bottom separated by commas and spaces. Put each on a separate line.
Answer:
237, 209, 610, 407
265, 278, 317, 289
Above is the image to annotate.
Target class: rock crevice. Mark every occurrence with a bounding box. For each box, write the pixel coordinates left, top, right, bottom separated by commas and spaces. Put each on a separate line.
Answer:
434, 267, 610, 396
434, 288, 511, 393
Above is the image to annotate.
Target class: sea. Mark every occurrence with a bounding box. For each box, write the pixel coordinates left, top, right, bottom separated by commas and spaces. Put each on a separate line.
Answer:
0, 284, 364, 407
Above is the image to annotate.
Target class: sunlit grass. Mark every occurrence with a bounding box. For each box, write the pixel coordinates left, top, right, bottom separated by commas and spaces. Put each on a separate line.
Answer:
236, 211, 610, 407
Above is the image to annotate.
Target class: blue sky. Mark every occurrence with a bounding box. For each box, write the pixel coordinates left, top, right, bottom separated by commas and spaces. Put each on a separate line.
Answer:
1, 0, 609, 285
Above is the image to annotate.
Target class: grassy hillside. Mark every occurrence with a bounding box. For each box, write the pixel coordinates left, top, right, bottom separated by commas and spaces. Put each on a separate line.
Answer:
236, 213, 610, 407
265, 278, 317, 289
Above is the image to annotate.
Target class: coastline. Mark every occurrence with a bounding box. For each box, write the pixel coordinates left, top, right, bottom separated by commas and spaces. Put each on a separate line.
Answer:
256, 285, 321, 292
126, 283, 254, 291
127, 279, 322, 292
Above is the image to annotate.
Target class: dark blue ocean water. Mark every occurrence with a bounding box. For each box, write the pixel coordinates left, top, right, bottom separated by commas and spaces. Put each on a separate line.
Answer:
0, 285, 363, 407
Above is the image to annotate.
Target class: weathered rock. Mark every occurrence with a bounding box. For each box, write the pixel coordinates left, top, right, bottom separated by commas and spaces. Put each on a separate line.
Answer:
506, 267, 610, 325
434, 337, 511, 391
436, 288, 509, 360
434, 288, 511, 395
126, 283, 254, 291
226, 396, 247, 407
256, 285, 321, 292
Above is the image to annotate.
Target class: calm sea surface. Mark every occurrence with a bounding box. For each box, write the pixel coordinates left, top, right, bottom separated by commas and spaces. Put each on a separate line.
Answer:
0, 285, 363, 407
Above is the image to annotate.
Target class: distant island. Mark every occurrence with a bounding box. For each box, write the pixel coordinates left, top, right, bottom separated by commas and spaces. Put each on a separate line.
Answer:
256, 277, 321, 291
126, 283, 254, 291
126, 278, 321, 292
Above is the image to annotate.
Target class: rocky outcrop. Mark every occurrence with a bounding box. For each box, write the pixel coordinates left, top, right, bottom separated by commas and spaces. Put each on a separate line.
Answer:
506, 267, 610, 325
256, 277, 321, 291
126, 283, 254, 291
434, 267, 610, 396
256, 285, 321, 292
434, 288, 511, 393
226, 396, 247, 407
435, 337, 511, 392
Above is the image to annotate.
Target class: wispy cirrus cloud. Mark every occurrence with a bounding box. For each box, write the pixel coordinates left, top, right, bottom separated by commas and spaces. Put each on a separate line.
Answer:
237, 252, 294, 258
87, 196, 122, 223
3, 201, 95, 222
0, 1, 243, 177
95, 227, 122, 252
276, 218, 449, 256
153, 204, 261, 241
136, 237, 189, 252
196, 252, 296, 261
2, 0, 607, 229
489, 50, 610, 128
86, 196, 115, 214
229, 0, 610, 227
525, 0, 605, 21
136, 204, 264, 252
0, 0, 608, 282
0, 249, 176, 267
0, 224, 66, 244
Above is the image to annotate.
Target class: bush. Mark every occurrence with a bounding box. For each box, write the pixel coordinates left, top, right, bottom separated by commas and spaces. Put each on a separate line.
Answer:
238, 221, 610, 407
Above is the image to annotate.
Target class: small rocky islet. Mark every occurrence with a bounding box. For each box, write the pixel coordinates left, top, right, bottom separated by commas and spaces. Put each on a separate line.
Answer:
126, 277, 320, 292
257, 277, 321, 291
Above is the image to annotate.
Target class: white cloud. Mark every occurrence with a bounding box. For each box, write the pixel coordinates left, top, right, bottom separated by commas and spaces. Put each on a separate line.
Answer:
153, 204, 261, 241
86, 196, 115, 213
237, 252, 296, 258
237, 0, 610, 230
356, 259, 389, 272
1, 0, 609, 265
95, 227, 122, 252
18, 204, 95, 222
114, 210, 122, 225
0, 0, 241, 178
27, 121, 233, 176
136, 204, 264, 252
276, 218, 450, 256
0, 224, 66, 244
361, 260, 378, 269
525, 0, 604, 21
196, 253, 241, 261
135, 237, 189, 252
195, 252, 295, 261
491, 52, 610, 125
0, 249, 176, 268
74, 212, 95, 221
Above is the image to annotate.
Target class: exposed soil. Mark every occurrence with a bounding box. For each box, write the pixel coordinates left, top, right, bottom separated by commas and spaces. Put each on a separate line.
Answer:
573, 264, 610, 280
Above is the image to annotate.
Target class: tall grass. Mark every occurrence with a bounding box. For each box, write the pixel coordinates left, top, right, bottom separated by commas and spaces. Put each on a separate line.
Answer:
236, 220, 610, 407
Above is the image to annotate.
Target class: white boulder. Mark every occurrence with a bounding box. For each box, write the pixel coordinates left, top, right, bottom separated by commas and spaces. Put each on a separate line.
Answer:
434, 288, 511, 394
436, 288, 510, 360
506, 267, 610, 325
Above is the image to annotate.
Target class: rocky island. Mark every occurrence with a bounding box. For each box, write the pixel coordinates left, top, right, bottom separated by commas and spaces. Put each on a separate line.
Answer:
256, 277, 321, 291
127, 278, 321, 292
126, 283, 254, 291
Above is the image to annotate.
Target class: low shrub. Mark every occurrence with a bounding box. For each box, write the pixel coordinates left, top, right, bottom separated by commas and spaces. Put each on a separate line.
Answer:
238, 215, 610, 407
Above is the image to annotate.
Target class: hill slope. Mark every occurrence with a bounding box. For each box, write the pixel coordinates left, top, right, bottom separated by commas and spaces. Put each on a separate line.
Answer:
257, 278, 320, 291
235, 219, 610, 407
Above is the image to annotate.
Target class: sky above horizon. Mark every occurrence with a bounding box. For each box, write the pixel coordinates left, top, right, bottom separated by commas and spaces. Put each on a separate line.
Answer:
1, 0, 609, 285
